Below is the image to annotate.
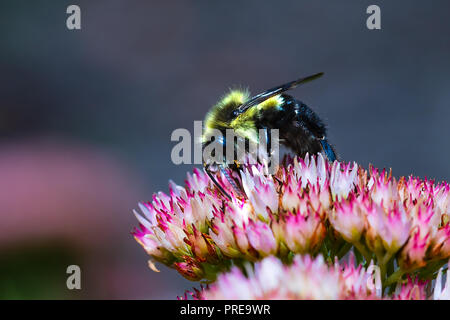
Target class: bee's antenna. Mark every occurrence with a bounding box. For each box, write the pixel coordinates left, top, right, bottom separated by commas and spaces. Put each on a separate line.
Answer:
237, 72, 324, 114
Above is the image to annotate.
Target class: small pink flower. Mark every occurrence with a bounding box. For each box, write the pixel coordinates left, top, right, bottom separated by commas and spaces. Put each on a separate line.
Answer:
274, 208, 325, 254
433, 182, 450, 216
185, 167, 211, 194
174, 256, 204, 281
209, 212, 241, 259
241, 166, 278, 219
367, 168, 399, 210
393, 276, 429, 300
430, 225, 450, 259
246, 220, 278, 256
400, 230, 430, 270
231, 223, 252, 256
329, 161, 358, 201
292, 153, 329, 190
133, 225, 164, 259
337, 254, 381, 299
185, 225, 217, 262
308, 183, 331, 218
281, 175, 302, 212
365, 201, 411, 254
329, 196, 366, 243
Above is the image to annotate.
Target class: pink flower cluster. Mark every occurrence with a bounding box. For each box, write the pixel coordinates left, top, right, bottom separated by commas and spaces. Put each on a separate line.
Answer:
184, 254, 448, 300
133, 154, 449, 296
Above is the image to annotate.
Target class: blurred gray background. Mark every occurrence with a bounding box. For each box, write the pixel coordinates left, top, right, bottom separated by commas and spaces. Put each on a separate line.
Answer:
0, 0, 448, 299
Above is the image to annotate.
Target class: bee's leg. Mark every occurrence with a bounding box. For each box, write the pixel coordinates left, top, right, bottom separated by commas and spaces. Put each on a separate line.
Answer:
295, 116, 338, 163
220, 166, 245, 199
319, 138, 338, 162
204, 163, 232, 200
265, 128, 273, 167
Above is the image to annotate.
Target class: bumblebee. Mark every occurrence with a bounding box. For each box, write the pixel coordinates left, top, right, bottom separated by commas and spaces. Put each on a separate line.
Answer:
202, 72, 337, 199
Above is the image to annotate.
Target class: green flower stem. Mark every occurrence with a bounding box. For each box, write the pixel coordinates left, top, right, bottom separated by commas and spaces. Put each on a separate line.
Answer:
420, 259, 448, 279
386, 255, 395, 276
385, 268, 405, 287
202, 261, 231, 281
378, 252, 393, 283
353, 247, 364, 265
336, 242, 352, 259
378, 258, 387, 283
353, 241, 372, 264
320, 245, 331, 263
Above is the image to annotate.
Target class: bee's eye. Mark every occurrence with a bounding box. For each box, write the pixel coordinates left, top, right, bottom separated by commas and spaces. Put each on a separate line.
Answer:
231, 110, 239, 117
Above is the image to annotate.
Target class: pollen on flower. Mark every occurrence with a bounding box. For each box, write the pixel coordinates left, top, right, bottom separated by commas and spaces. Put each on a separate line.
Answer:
132, 153, 450, 299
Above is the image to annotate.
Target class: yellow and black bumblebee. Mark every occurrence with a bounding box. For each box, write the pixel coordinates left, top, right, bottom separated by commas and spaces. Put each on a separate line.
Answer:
201, 72, 337, 199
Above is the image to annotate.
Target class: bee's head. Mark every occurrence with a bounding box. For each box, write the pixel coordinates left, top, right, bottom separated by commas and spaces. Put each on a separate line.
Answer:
202, 89, 253, 145
217, 89, 250, 121
204, 89, 250, 128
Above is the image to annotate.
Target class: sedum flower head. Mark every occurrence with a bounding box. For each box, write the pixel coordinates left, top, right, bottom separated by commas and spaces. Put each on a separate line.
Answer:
186, 254, 439, 300
133, 154, 449, 296
201, 255, 353, 300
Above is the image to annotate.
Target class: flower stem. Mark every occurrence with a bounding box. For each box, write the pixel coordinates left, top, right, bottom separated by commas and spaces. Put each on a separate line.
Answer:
378, 252, 393, 283
419, 259, 448, 279
385, 268, 405, 287
353, 241, 372, 264
336, 242, 352, 259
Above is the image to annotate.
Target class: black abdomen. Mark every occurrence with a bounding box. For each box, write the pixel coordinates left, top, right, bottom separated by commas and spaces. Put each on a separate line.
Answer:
256, 94, 334, 160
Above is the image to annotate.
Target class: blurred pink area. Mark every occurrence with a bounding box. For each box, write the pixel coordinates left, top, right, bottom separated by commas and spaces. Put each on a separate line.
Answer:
0, 137, 141, 249
0, 137, 193, 299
